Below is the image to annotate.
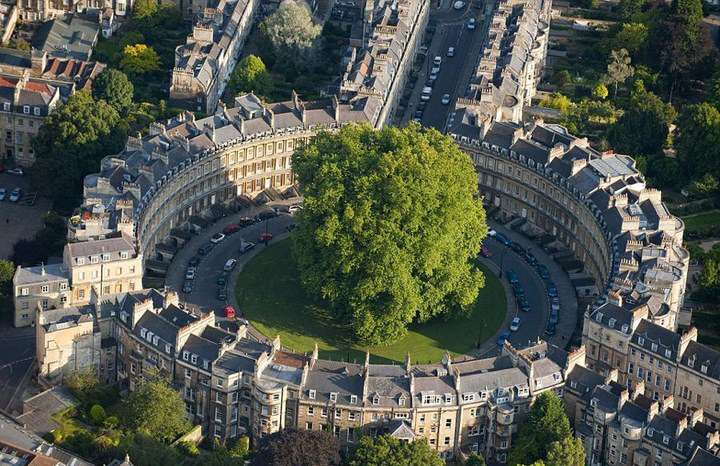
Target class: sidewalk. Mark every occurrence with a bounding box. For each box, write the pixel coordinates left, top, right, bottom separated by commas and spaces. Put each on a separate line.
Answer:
490, 222, 579, 350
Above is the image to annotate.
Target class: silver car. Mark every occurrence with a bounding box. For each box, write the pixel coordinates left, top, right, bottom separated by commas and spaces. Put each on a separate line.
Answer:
9, 187, 20, 202
0, 187, 5, 201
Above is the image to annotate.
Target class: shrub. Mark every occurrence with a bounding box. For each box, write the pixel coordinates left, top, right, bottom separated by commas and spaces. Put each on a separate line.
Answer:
90, 404, 106, 424
178, 441, 201, 457
103, 416, 119, 429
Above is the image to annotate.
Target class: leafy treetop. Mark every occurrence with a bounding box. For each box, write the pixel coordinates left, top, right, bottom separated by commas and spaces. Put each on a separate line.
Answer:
345, 435, 444, 466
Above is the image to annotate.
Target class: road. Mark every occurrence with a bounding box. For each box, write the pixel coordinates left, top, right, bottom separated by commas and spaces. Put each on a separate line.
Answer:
169, 213, 296, 328
0, 324, 35, 415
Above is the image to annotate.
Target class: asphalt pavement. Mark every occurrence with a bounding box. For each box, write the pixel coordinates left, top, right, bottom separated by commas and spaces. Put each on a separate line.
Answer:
0, 324, 36, 415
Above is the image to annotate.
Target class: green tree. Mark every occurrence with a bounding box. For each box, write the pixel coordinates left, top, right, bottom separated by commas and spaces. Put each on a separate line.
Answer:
228, 54, 271, 97
673, 0, 703, 23
606, 48, 634, 97
292, 124, 487, 345
592, 82, 608, 100
607, 90, 675, 156
539, 93, 572, 113
31, 91, 124, 211
346, 435, 443, 466
90, 404, 106, 424
545, 437, 585, 466
676, 103, 720, 181
122, 369, 190, 443
120, 44, 161, 76
92, 69, 135, 117
132, 0, 158, 19
250, 429, 340, 466
465, 452, 487, 466
124, 433, 182, 466
551, 69, 572, 87
508, 392, 573, 465
688, 173, 720, 197
0, 260, 14, 284
646, 155, 682, 188
618, 0, 644, 20
260, 1, 322, 70
609, 23, 648, 58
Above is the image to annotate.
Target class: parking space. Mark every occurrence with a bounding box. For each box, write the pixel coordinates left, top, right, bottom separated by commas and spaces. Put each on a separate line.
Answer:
0, 172, 52, 259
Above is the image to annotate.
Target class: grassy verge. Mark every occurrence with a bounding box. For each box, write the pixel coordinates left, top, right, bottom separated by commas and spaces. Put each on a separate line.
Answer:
236, 239, 506, 364
682, 210, 720, 232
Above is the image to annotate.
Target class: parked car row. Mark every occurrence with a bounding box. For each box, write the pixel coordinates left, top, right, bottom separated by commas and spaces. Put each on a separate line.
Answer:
0, 187, 22, 202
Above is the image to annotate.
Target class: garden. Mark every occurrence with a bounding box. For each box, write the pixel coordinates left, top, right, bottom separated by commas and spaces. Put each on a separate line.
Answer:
235, 239, 507, 364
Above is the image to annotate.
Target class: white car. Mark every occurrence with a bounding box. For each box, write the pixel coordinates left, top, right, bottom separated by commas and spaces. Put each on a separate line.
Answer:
447, 47, 455, 57
289, 204, 303, 213
434, 56, 442, 66
7, 167, 23, 176
9, 187, 20, 202
510, 317, 521, 332
551, 297, 560, 312
454, 0, 466, 9
421, 86, 432, 101
239, 241, 256, 253
441, 94, 451, 105
431, 65, 440, 75
210, 233, 226, 244
185, 267, 196, 280
468, 18, 476, 29
487, 229, 497, 237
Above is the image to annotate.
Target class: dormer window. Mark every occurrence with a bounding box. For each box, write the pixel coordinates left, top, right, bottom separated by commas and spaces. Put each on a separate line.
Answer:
608, 318, 616, 328
665, 349, 671, 358
463, 393, 476, 402
372, 395, 379, 405
590, 399, 598, 408
121, 252, 129, 259
23, 105, 29, 114
621, 324, 629, 333
90, 256, 99, 264
647, 427, 654, 436
102, 253, 111, 262
140, 328, 147, 338
638, 337, 645, 345
152, 336, 159, 345
308, 389, 316, 400
445, 394, 452, 404
165, 343, 171, 354
191, 354, 198, 364
77, 257, 85, 265
570, 380, 577, 389
33, 107, 40, 116
182, 350, 189, 361
3, 103, 9, 111
651, 343, 658, 352
329, 392, 337, 402
398, 396, 405, 406
595, 312, 603, 322
701, 364, 708, 374
662, 435, 669, 445
203, 360, 209, 370
350, 395, 357, 404
688, 358, 695, 368
677, 441, 684, 451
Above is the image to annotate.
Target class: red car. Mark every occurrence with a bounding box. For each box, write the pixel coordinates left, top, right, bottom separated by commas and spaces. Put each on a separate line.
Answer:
222, 306, 236, 318
223, 224, 241, 235
479, 246, 492, 258
0, 164, 4, 173
258, 232, 274, 243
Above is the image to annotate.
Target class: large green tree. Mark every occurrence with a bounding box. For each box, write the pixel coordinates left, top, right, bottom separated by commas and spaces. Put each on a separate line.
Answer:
250, 429, 339, 466
508, 392, 573, 465
122, 369, 190, 443
676, 103, 720, 181
228, 54, 271, 97
124, 433, 182, 466
465, 452, 487, 466
545, 437, 585, 466
31, 91, 124, 212
618, 0, 644, 20
120, 44, 161, 76
606, 48, 634, 97
132, 0, 158, 19
260, 1, 322, 70
92, 69, 135, 117
607, 89, 675, 156
346, 435, 443, 466
292, 124, 487, 345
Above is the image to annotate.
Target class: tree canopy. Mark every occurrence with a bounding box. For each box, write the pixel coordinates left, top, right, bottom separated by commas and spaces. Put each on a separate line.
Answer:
120, 44, 161, 76
465, 452, 487, 466
607, 88, 675, 156
228, 54, 271, 97
606, 48, 634, 97
292, 123, 487, 345
545, 437, 585, 466
121, 369, 190, 443
260, 1, 322, 70
132, 0, 158, 19
346, 435, 443, 466
31, 91, 125, 211
676, 103, 720, 181
92, 69, 135, 117
508, 392, 573, 465
250, 429, 340, 466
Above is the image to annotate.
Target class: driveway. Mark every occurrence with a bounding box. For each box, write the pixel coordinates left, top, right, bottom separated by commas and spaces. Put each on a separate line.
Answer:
0, 173, 51, 259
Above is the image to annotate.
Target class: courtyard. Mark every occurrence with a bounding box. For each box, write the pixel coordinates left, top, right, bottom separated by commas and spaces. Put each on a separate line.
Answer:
235, 239, 506, 364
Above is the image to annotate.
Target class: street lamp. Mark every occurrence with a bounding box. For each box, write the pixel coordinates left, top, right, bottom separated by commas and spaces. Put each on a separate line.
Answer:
476, 318, 486, 349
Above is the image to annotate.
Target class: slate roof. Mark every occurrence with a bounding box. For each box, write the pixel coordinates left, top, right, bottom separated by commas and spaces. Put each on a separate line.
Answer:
34, 15, 99, 61
679, 340, 720, 381
303, 360, 364, 406
14, 263, 69, 286
65, 234, 134, 260
631, 319, 681, 361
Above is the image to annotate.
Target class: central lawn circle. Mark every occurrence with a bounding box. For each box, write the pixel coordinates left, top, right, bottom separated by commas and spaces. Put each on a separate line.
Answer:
235, 239, 506, 364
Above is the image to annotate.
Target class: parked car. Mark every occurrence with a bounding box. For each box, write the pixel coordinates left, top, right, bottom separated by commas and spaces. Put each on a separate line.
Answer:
414, 109, 423, 119
425, 79, 434, 88
258, 232, 274, 243
487, 229, 497, 237
9, 188, 21, 202
441, 94, 450, 105
7, 167, 23, 176
224, 259, 237, 272
505, 269, 518, 284
524, 251, 537, 266
223, 224, 241, 235
518, 297, 531, 312
0, 187, 5, 201
421, 86, 432, 101
223, 306, 236, 318
479, 246, 492, 258
447, 47, 455, 57
289, 204, 303, 214
454, 0, 466, 9
434, 56, 442, 66
512, 283, 524, 297
182, 280, 194, 293
549, 309, 559, 325
544, 322, 556, 336
537, 264, 551, 280
238, 217, 254, 227
258, 210, 278, 220
551, 297, 560, 312
510, 317, 521, 332
239, 241, 255, 253
218, 288, 227, 301
494, 232, 511, 246
189, 256, 201, 267
546, 281, 558, 298
198, 243, 213, 255
468, 18, 476, 29
210, 233, 226, 244
217, 273, 227, 286
510, 242, 525, 255
418, 102, 427, 111
185, 267, 196, 280
497, 330, 511, 346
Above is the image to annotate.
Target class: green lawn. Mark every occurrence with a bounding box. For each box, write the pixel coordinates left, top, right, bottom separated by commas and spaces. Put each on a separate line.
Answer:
682, 210, 720, 231
236, 240, 506, 364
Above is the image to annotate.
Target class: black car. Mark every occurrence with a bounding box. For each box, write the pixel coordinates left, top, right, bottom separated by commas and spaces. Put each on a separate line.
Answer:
512, 283, 524, 297
258, 210, 278, 220
544, 322, 557, 336
188, 256, 201, 267
510, 242, 525, 255
182, 280, 194, 293
414, 109, 423, 119
238, 217, 255, 227
425, 79, 434, 88
418, 101, 427, 111
217, 273, 228, 286
218, 288, 227, 301
198, 243, 213, 255
524, 251, 537, 266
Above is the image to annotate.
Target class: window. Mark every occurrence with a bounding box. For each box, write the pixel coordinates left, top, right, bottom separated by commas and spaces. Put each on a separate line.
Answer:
444, 437, 450, 445
350, 395, 357, 404
23, 105, 29, 114
20, 287, 28, 296
185, 368, 191, 378
183, 351, 189, 361
217, 379, 223, 388
60, 283, 67, 291
40, 285, 49, 293
349, 411, 356, 421
215, 407, 222, 422
321, 408, 327, 418
307, 406, 314, 416
33, 107, 40, 116
445, 418, 452, 427
90, 255, 98, 264
2, 102, 8, 111
330, 392, 337, 402
77, 257, 85, 265
308, 389, 315, 399
665, 380, 670, 391
306, 422, 313, 430
335, 409, 341, 419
